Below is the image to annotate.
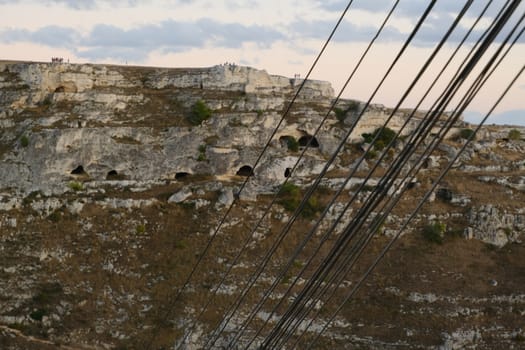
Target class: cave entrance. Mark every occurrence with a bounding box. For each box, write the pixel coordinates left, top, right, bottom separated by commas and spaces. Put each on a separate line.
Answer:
54, 86, 65, 93
284, 168, 292, 178
298, 135, 319, 148
71, 165, 86, 175
106, 170, 119, 180
176, 172, 190, 180
236, 165, 254, 177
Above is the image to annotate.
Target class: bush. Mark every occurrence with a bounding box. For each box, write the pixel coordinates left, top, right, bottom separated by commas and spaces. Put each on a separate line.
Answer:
136, 224, 146, 234
347, 100, 359, 112
334, 107, 347, 122
188, 100, 212, 125
362, 127, 396, 151
277, 183, 323, 218
508, 129, 521, 140
422, 222, 446, 244
334, 101, 359, 123
30, 308, 47, 321
20, 135, 29, 147
286, 136, 299, 152
68, 181, 83, 191
197, 144, 206, 161
459, 128, 476, 140
364, 149, 378, 159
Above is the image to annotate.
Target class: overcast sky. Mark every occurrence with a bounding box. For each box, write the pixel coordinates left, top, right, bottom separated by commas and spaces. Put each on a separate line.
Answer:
1, 0, 523, 125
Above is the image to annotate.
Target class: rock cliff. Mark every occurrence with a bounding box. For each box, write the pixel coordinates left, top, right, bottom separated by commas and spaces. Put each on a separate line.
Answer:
0, 61, 524, 349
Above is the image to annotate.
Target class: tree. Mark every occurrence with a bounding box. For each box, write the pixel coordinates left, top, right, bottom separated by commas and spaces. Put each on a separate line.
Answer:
187, 100, 212, 125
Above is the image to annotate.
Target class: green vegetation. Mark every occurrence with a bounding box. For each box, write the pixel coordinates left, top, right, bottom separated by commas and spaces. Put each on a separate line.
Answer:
29, 282, 63, 321
20, 135, 29, 147
286, 136, 299, 152
22, 190, 42, 206
508, 129, 522, 140
188, 100, 212, 125
197, 144, 207, 161
364, 149, 378, 159
136, 224, 146, 234
422, 222, 446, 244
362, 127, 397, 151
30, 308, 47, 321
68, 181, 83, 191
334, 107, 347, 123
173, 240, 187, 250
47, 210, 61, 223
277, 182, 323, 218
334, 101, 359, 123
459, 128, 476, 141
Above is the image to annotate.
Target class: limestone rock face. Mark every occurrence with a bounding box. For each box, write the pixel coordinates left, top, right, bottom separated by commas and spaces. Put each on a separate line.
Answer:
1, 60, 524, 247
465, 205, 525, 247
1, 61, 525, 350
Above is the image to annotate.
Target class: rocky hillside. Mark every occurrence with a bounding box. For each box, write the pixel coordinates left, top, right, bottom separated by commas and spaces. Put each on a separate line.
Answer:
0, 61, 524, 349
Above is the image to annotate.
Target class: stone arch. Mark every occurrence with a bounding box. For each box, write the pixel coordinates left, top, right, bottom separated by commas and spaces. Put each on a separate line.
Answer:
71, 165, 86, 175
298, 134, 319, 148
236, 165, 254, 177
284, 168, 292, 178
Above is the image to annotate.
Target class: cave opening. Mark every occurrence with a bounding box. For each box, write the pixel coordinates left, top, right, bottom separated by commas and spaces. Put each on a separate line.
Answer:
106, 170, 119, 180
284, 168, 292, 178
176, 172, 190, 180
71, 165, 86, 175
298, 135, 319, 148
236, 165, 254, 177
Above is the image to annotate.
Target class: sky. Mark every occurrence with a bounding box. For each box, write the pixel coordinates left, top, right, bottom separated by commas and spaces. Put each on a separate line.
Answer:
0, 0, 523, 126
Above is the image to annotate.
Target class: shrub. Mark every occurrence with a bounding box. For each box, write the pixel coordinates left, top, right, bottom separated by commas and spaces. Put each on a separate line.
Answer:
362, 127, 397, 151
20, 135, 29, 147
347, 100, 359, 112
459, 128, 476, 140
278, 183, 301, 211
136, 224, 146, 234
508, 129, 521, 140
422, 222, 446, 244
334, 101, 359, 123
365, 149, 378, 159
277, 183, 323, 218
30, 308, 47, 321
68, 181, 83, 191
286, 136, 299, 152
188, 100, 212, 125
197, 144, 206, 161
334, 107, 347, 122
302, 196, 323, 218
47, 210, 61, 223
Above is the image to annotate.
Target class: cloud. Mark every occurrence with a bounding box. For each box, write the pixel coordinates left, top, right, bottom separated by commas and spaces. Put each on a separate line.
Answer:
464, 109, 525, 126
0, 0, 144, 9
0, 18, 285, 61
0, 25, 78, 47
314, 0, 514, 46
288, 18, 404, 43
